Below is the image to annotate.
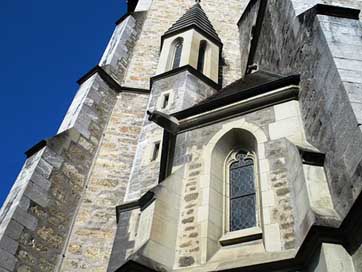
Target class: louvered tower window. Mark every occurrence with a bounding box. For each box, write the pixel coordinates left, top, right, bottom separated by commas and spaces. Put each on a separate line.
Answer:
172, 38, 183, 69
197, 41, 207, 73
229, 151, 256, 231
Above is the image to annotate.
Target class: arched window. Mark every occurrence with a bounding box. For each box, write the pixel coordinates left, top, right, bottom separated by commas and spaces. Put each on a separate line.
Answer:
172, 38, 183, 69
228, 151, 257, 232
197, 40, 207, 73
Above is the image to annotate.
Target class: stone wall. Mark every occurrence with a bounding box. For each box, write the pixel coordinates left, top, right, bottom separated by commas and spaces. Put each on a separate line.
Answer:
238, 0, 261, 75
122, 0, 247, 89
0, 8, 149, 271
60, 92, 149, 271
107, 209, 140, 272
125, 71, 217, 202
109, 0, 362, 271
99, 12, 146, 83
57, 10, 150, 271
0, 74, 117, 272
170, 100, 310, 270
309, 243, 356, 272
251, 0, 362, 219
109, 96, 316, 270
353, 243, 362, 271
291, 0, 362, 17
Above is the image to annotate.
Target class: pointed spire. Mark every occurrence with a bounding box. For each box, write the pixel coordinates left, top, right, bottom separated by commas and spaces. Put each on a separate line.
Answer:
163, 2, 222, 46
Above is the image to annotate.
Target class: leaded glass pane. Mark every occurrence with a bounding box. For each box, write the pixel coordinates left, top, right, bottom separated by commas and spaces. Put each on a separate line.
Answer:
230, 164, 254, 198
230, 195, 256, 231
229, 151, 257, 232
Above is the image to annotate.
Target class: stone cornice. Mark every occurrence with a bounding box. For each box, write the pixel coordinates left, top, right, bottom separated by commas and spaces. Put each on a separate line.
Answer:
299, 4, 360, 21
150, 65, 221, 91
77, 65, 149, 94
25, 140, 47, 158
115, 191, 155, 223
177, 85, 299, 133
173, 74, 300, 121
297, 146, 325, 166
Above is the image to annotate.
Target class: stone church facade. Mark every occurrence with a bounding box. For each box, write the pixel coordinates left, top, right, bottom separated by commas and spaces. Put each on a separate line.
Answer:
1, 0, 362, 271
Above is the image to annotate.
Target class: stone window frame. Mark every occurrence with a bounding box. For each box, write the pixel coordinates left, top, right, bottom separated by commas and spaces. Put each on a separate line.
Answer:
150, 141, 161, 162
167, 37, 184, 71
200, 120, 276, 263
197, 40, 208, 73
220, 149, 262, 246
156, 90, 174, 111
144, 134, 163, 164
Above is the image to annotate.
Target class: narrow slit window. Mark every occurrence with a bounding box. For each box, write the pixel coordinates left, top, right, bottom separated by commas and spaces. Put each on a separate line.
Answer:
197, 41, 207, 73
151, 142, 161, 162
172, 39, 183, 69
229, 151, 256, 231
162, 93, 170, 109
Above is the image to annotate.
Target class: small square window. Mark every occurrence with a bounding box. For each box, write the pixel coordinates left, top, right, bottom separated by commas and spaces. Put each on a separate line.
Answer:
162, 93, 170, 109
151, 142, 161, 161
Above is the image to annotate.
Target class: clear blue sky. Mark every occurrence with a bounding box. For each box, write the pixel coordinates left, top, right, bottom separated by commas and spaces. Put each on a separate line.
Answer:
0, 0, 127, 207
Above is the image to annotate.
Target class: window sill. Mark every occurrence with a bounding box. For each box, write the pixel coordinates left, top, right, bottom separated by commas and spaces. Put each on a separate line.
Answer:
219, 227, 262, 246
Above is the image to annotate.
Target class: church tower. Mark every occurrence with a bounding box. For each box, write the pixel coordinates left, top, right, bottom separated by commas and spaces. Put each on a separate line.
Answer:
1, 0, 362, 271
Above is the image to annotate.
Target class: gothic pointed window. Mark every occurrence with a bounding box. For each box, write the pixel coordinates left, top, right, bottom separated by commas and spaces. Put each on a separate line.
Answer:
172, 38, 183, 69
229, 151, 256, 232
197, 41, 207, 73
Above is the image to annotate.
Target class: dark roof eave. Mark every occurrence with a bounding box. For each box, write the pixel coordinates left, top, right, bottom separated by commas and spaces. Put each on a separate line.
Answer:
173, 74, 301, 120
150, 65, 222, 91
299, 3, 360, 21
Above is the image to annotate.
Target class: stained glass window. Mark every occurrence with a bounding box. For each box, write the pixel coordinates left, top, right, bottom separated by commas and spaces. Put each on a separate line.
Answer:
172, 39, 183, 69
229, 152, 256, 231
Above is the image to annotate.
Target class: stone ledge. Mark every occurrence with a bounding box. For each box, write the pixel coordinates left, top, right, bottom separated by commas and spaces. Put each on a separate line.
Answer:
176, 85, 300, 132
299, 4, 360, 21
77, 65, 150, 94
77, 65, 123, 92
219, 227, 263, 246
297, 146, 325, 166
151, 65, 221, 91
116, 191, 155, 223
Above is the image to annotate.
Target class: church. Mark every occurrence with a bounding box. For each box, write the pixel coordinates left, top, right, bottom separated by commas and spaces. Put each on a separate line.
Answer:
1, 0, 362, 271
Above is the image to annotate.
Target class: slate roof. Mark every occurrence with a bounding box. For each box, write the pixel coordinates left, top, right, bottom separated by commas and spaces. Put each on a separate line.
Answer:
197, 70, 284, 105
173, 70, 300, 119
163, 3, 222, 45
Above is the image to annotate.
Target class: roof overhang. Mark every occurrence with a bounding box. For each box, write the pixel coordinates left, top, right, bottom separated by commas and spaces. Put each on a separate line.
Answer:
173, 74, 300, 121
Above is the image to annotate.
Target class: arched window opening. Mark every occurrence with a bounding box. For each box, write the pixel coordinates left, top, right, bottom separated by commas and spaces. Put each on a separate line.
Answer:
229, 151, 257, 232
197, 41, 207, 73
172, 38, 183, 69
203, 127, 263, 256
